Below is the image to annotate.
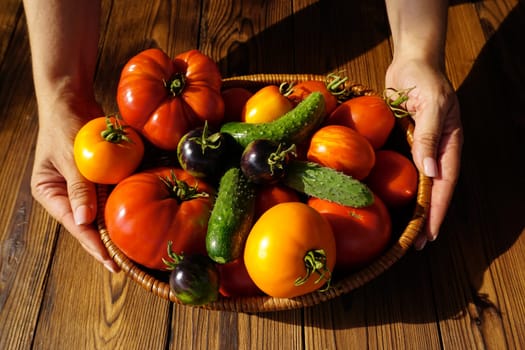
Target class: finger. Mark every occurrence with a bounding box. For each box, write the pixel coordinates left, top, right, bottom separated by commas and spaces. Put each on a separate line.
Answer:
66, 173, 97, 225
60, 211, 120, 273
410, 102, 442, 179
425, 123, 463, 240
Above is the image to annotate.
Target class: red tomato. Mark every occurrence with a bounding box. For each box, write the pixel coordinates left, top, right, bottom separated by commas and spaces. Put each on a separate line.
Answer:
73, 116, 144, 184
365, 150, 418, 208
242, 85, 293, 123
327, 95, 395, 149
287, 80, 339, 117
244, 202, 336, 298
308, 195, 392, 271
217, 258, 263, 297
307, 125, 375, 180
254, 184, 300, 218
104, 167, 215, 270
221, 87, 253, 122
117, 48, 224, 150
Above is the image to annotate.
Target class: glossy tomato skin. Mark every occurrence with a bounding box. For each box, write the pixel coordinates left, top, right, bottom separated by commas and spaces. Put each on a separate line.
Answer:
217, 257, 263, 297
287, 80, 338, 117
242, 85, 293, 123
308, 194, 392, 271
221, 87, 253, 122
327, 95, 395, 149
307, 125, 375, 180
254, 184, 300, 218
117, 48, 224, 150
104, 167, 215, 270
365, 150, 418, 208
244, 202, 336, 298
73, 116, 144, 184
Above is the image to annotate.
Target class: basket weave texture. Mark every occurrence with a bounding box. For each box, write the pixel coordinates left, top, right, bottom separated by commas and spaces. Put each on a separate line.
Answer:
97, 74, 431, 313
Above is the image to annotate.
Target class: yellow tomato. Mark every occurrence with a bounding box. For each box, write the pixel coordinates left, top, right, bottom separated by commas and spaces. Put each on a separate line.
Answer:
243, 202, 336, 298
73, 116, 144, 184
241, 85, 293, 123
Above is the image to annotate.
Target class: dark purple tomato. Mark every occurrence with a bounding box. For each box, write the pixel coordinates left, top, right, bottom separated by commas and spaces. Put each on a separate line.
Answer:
177, 122, 239, 180
240, 139, 296, 184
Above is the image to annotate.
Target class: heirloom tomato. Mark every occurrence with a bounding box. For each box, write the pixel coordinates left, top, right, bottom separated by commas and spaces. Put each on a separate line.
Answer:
73, 115, 144, 184
117, 48, 224, 150
217, 257, 262, 297
254, 184, 300, 219
104, 167, 215, 270
242, 85, 293, 123
221, 87, 253, 122
365, 150, 418, 208
244, 202, 336, 298
327, 95, 395, 149
287, 80, 339, 117
308, 194, 391, 271
307, 125, 375, 180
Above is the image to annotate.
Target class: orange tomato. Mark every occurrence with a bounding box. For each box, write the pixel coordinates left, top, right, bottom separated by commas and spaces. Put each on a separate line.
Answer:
73, 116, 144, 184
327, 95, 395, 149
244, 202, 336, 298
287, 80, 339, 117
242, 85, 293, 123
307, 125, 375, 180
365, 150, 418, 208
308, 195, 392, 271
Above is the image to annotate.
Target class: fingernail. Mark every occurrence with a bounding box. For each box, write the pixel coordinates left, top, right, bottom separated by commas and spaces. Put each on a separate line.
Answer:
423, 157, 438, 177
414, 237, 427, 251
429, 232, 438, 242
104, 261, 119, 274
74, 205, 92, 225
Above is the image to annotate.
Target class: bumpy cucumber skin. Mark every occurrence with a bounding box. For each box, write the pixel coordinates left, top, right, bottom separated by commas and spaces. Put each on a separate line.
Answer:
206, 167, 255, 264
283, 160, 374, 208
220, 91, 325, 148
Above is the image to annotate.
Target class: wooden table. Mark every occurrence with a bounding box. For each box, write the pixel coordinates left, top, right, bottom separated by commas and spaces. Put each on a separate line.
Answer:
1, 0, 524, 348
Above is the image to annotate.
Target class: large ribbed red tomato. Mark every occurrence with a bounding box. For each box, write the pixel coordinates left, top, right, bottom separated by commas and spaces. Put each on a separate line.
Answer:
117, 48, 224, 150
104, 167, 215, 270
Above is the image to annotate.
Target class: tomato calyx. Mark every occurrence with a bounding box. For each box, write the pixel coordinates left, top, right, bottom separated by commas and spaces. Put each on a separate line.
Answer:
165, 72, 186, 96
294, 249, 332, 292
383, 86, 415, 118
187, 121, 222, 154
325, 72, 349, 100
267, 143, 296, 176
159, 170, 210, 202
100, 115, 134, 144
163, 240, 184, 268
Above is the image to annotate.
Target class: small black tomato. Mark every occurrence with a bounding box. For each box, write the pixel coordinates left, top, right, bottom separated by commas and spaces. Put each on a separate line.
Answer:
240, 139, 296, 184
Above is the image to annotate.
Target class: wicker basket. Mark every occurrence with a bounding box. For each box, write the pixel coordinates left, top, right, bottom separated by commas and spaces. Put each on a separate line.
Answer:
97, 74, 431, 313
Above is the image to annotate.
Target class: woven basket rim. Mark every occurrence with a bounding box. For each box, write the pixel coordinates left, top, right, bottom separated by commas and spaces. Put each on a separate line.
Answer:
97, 73, 431, 313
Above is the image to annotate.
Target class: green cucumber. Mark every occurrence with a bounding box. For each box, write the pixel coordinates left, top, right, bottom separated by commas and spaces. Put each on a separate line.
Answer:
206, 167, 256, 264
283, 160, 374, 208
220, 91, 325, 148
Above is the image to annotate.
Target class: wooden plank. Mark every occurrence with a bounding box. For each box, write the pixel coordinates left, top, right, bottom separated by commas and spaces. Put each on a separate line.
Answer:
32, 232, 170, 349
433, 1, 525, 349
0, 0, 22, 62
204, 0, 295, 77
0, 8, 55, 349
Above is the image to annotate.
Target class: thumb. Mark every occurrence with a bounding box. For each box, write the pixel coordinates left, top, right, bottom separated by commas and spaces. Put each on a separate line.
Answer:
67, 174, 97, 225
411, 105, 442, 178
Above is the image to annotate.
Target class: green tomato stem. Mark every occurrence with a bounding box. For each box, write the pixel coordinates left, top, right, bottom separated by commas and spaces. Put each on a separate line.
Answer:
100, 115, 133, 143
167, 72, 186, 96
294, 249, 332, 292
159, 170, 210, 202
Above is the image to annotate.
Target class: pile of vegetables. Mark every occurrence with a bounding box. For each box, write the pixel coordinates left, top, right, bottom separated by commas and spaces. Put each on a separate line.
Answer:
73, 48, 418, 306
